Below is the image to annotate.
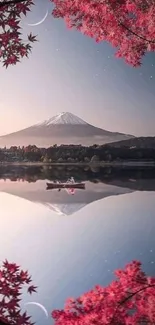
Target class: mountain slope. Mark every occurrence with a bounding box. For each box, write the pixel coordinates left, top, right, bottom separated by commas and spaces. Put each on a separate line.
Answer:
106, 137, 155, 148
0, 112, 134, 147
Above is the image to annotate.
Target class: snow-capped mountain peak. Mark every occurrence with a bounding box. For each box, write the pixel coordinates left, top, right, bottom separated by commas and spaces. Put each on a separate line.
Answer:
38, 112, 88, 126
0, 111, 135, 147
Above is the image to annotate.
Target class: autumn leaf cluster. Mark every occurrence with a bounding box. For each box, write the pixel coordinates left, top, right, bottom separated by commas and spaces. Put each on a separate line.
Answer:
51, 0, 155, 66
52, 260, 155, 324
0, 260, 37, 325
0, 0, 37, 68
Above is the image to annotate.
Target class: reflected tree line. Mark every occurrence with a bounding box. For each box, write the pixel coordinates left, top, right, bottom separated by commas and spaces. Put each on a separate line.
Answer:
0, 166, 155, 189
0, 165, 155, 182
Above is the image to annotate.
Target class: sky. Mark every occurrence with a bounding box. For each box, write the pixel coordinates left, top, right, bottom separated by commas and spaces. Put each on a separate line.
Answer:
0, 0, 155, 136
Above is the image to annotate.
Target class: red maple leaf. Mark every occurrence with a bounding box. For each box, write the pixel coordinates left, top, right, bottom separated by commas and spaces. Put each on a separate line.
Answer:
27, 285, 37, 294
28, 32, 37, 43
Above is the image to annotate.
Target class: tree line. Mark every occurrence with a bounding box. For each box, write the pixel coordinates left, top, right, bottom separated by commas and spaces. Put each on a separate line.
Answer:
1, 144, 155, 163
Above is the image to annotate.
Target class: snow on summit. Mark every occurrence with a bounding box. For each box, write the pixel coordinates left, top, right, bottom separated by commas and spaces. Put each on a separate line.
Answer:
40, 112, 87, 126
0, 111, 134, 147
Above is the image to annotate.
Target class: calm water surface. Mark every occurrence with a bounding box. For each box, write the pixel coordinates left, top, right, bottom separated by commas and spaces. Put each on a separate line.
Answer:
0, 166, 155, 324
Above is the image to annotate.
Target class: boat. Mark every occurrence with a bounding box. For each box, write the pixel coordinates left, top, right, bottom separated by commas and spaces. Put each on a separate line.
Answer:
46, 182, 85, 190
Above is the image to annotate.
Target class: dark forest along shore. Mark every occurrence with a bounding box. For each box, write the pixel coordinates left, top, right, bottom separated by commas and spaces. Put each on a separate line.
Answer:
1, 143, 155, 167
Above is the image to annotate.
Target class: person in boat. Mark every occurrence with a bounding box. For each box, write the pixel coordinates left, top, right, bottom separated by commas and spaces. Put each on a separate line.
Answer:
68, 177, 75, 184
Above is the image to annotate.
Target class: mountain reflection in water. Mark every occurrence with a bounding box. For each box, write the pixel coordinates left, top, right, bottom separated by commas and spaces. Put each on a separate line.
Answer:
0, 166, 155, 216
0, 166, 155, 325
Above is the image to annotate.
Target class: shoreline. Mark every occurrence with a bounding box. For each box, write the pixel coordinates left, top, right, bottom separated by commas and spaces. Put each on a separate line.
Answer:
0, 161, 155, 167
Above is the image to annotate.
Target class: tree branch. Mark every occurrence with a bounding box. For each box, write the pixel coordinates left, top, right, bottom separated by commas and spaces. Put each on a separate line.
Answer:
0, 0, 30, 8
109, 283, 155, 325
107, 0, 155, 44
1, 0, 155, 45
119, 21, 155, 44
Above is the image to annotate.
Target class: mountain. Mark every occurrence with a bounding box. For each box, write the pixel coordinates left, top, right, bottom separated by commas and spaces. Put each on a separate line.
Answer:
0, 112, 134, 147
106, 136, 155, 149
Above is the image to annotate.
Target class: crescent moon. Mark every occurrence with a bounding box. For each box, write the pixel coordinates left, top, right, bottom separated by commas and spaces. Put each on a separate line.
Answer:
27, 9, 48, 27
25, 302, 48, 318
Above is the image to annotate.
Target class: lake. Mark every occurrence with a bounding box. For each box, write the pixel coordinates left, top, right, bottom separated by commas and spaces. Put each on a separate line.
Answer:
0, 165, 155, 325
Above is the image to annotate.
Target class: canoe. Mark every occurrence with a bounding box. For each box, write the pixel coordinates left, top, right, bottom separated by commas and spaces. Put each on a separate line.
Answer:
46, 182, 85, 190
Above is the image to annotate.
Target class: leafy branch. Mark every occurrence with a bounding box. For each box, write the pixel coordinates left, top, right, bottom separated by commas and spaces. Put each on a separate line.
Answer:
0, 0, 29, 7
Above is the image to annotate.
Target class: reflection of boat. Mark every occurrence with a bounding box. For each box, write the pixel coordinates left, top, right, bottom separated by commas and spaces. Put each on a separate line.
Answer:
46, 182, 85, 190
66, 188, 75, 195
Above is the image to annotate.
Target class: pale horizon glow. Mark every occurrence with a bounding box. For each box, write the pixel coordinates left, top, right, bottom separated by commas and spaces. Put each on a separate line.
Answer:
0, 0, 155, 137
